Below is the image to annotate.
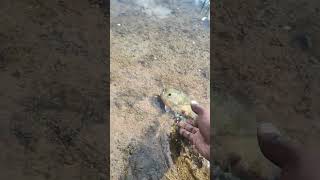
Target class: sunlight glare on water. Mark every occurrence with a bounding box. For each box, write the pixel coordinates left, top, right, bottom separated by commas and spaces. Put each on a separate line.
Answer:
111, 0, 210, 21
135, 0, 172, 19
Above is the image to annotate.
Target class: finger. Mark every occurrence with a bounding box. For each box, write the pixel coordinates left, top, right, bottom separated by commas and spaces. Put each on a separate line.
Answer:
178, 121, 198, 134
191, 101, 205, 115
179, 128, 194, 142
257, 122, 302, 169
187, 119, 198, 127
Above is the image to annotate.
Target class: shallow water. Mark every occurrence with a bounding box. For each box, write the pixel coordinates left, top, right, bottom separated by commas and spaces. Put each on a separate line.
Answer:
110, 0, 210, 179
111, 0, 210, 22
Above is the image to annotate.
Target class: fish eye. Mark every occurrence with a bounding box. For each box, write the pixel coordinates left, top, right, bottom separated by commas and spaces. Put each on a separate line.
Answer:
168, 93, 171, 96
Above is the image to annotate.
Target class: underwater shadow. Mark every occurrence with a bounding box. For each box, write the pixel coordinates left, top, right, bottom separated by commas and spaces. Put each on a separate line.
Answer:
120, 121, 173, 180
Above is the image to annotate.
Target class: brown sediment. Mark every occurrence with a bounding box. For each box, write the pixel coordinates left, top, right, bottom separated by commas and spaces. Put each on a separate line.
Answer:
163, 152, 210, 180
163, 126, 210, 180
213, 0, 320, 178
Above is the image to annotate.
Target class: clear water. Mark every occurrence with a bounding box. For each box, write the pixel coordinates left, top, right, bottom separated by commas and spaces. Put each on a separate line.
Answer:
111, 0, 210, 23
110, 0, 210, 179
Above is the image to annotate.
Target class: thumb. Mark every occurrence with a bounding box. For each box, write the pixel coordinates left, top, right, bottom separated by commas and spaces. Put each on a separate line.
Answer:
257, 123, 301, 169
191, 101, 205, 115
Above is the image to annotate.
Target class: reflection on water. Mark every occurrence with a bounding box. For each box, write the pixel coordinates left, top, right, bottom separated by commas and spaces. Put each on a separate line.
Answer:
112, 0, 210, 20
135, 0, 172, 19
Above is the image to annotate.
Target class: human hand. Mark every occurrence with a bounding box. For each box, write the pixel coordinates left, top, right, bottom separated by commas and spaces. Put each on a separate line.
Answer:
177, 101, 210, 160
257, 123, 320, 180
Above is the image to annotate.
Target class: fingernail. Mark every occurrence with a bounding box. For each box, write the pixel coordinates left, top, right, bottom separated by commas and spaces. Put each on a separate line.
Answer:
191, 100, 199, 105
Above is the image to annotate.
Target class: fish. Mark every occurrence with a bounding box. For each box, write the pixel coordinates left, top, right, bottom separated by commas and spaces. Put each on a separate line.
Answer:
160, 88, 197, 121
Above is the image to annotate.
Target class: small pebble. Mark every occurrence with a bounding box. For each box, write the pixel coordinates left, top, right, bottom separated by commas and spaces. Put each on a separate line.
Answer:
117, 24, 121, 26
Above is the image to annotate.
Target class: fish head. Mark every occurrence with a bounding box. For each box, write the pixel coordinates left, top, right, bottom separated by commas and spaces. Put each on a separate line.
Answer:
160, 88, 197, 120
160, 88, 188, 108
